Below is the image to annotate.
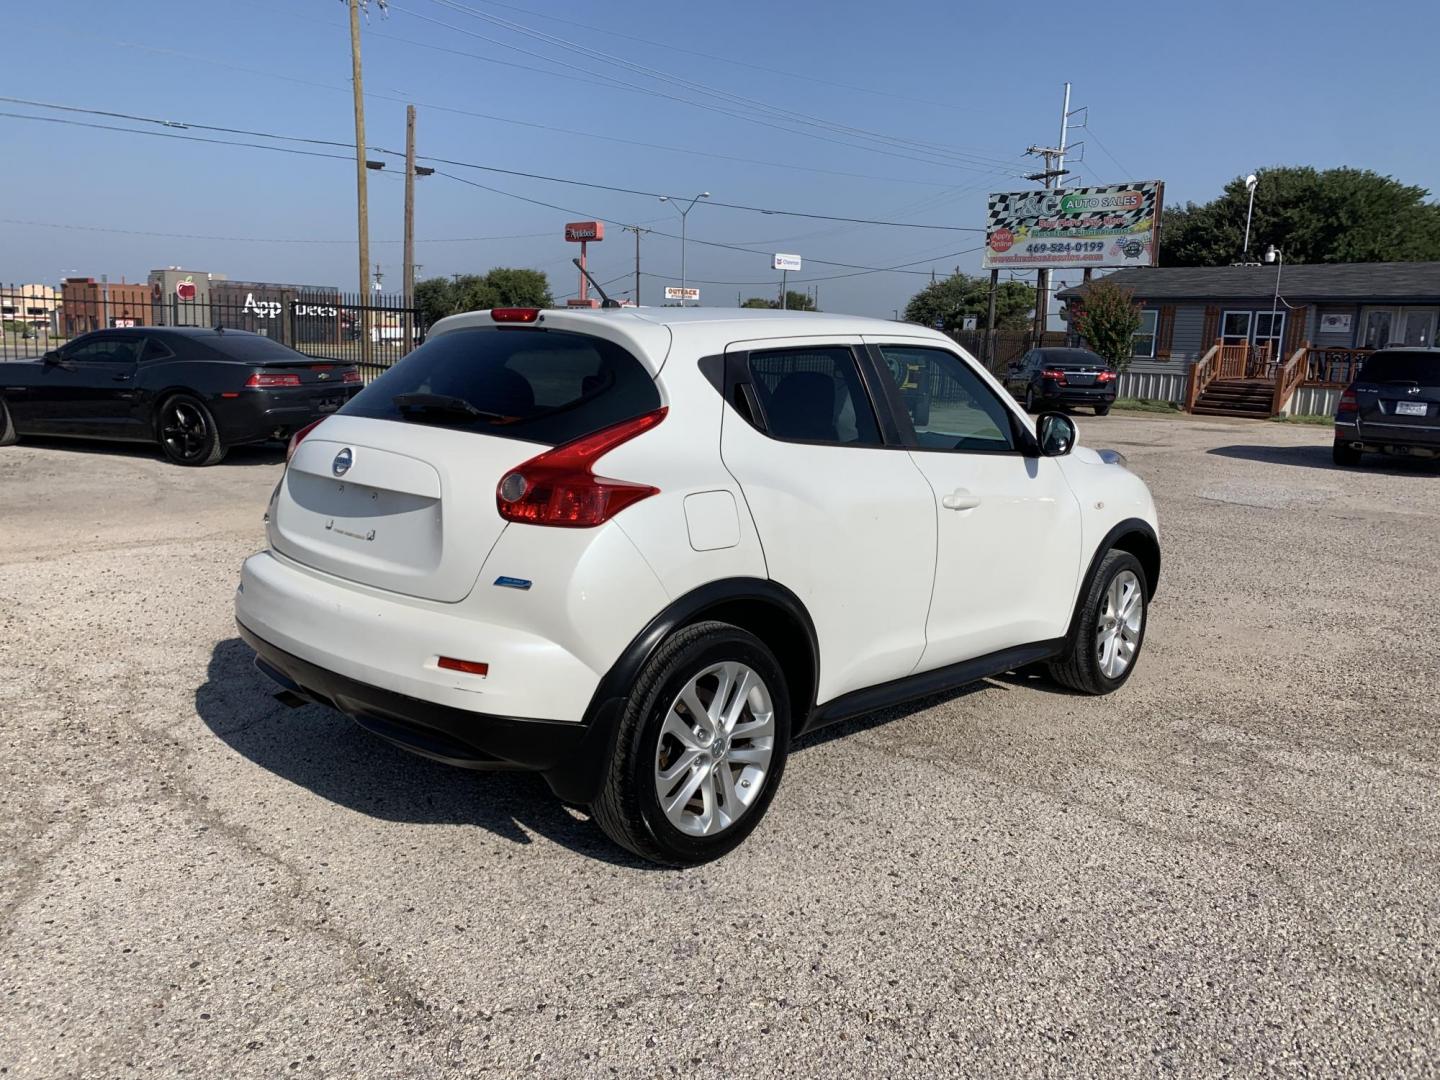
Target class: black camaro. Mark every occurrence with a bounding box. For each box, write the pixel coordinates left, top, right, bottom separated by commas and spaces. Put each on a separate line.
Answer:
0, 327, 362, 465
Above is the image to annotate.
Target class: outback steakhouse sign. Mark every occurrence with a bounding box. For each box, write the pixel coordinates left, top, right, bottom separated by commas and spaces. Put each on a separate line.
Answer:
564, 221, 604, 242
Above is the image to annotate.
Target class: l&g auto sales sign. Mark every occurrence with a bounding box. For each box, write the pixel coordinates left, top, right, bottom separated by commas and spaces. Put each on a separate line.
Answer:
983, 181, 1164, 270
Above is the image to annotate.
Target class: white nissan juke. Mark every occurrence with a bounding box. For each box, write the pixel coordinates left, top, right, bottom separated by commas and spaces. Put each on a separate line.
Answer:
235, 306, 1159, 865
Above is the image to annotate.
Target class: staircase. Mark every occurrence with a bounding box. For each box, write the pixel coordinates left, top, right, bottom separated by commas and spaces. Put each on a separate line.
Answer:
1191, 378, 1274, 419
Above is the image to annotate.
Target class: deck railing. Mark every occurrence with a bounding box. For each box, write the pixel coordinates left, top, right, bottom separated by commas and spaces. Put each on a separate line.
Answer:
1272, 345, 1309, 415
1304, 346, 1371, 387
1185, 343, 1223, 412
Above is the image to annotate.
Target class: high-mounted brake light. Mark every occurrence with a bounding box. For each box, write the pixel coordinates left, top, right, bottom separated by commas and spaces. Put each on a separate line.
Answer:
497, 407, 668, 527
491, 308, 541, 323
246, 372, 302, 388
1041, 367, 1068, 383
287, 418, 324, 463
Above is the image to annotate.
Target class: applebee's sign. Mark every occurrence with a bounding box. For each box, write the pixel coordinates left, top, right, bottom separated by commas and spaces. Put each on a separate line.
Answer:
293, 301, 338, 318
243, 293, 283, 319
175, 276, 197, 301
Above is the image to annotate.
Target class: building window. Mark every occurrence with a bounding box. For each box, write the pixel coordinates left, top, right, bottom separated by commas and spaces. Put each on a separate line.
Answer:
1133, 309, 1158, 357
1254, 311, 1285, 360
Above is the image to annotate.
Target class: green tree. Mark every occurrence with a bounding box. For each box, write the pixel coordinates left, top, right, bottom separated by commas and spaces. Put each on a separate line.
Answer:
903, 272, 1033, 333
1072, 278, 1142, 371
412, 268, 554, 327
1161, 166, 1440, 266
739, 291, 816, 311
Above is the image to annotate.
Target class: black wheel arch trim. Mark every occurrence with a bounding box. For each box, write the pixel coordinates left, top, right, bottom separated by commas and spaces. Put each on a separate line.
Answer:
1066, 518, 1160, 641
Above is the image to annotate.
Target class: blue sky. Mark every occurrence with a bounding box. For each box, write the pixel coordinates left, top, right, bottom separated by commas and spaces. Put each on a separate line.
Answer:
2, 0, 1437, 317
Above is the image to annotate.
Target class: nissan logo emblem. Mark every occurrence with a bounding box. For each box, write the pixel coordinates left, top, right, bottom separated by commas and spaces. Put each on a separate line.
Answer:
332, 448, 353, 476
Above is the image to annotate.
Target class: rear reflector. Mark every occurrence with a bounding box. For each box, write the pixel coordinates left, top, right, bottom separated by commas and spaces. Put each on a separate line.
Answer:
246, 372, 302, 388
497, 407, 667, 527
287, 418, 324, 463
438, 657, 489, 677
491, 308, 541, 323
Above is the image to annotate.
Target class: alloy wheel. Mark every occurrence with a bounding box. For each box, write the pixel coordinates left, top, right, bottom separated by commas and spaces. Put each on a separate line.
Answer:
162, 402, 209, 462
653, 661, 776, 837
1096, 569, 1143, 679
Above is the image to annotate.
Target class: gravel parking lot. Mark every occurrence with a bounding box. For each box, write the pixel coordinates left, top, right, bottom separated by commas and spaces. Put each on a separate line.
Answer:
2, 414, 1437, 1079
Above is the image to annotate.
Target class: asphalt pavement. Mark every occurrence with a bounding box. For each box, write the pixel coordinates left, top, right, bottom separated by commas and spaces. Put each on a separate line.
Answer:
1, 414, 1437, 1078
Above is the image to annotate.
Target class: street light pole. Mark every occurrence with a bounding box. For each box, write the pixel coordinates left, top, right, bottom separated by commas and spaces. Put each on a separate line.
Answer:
1243, 174, 1259, 261
659, 192, 708, 305
1265, 244, 1284, 366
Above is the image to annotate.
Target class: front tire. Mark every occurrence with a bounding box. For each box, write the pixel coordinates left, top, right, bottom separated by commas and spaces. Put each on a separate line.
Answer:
1048, 550, 1148, 695
592, 621, 791, 866
0, 397, 15, 446
158, 394, 226, 466
1332, 439, 1362, 466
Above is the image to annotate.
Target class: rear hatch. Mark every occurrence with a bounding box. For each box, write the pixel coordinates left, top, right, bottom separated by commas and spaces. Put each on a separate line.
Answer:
1353, 350, 1440, 444
269, 322, 664, 602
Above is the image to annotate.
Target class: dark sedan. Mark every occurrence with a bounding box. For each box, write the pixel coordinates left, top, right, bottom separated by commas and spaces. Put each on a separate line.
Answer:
1004, 347, 1118, 415
1333, 348, 1440, 466
0, 327, 362, 465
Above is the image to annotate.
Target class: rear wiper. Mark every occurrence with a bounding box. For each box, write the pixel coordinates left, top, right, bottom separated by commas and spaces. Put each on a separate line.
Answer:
392, 393, 510, 422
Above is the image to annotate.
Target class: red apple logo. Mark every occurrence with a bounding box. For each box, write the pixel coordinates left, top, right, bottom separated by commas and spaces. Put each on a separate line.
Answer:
176, 277, 197, 301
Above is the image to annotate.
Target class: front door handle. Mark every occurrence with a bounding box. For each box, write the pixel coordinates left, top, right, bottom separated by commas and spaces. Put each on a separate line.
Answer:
941, 489, 981, 511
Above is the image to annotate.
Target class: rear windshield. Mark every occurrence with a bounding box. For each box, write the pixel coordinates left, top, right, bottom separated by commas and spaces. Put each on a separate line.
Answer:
1040, 349, 1107, 368
1356, 350, 1439, 384
199, 333, 308, 363
341, 326, 660, 444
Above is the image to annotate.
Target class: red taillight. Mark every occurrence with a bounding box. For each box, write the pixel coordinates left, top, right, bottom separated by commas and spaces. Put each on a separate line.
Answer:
497, 407, 667, 527
287, 418, 324, 463
1337, 388, 1358, 414
246, 372, 302, 388
491, 308, 541, 323
438, 657, 489, 677
1041, 368, 1067, 383
1097, 370, 1117, 383
342, 370, 362, 384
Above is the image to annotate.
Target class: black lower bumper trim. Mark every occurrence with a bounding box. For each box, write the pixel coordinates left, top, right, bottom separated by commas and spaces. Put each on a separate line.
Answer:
237, 620, 616, 802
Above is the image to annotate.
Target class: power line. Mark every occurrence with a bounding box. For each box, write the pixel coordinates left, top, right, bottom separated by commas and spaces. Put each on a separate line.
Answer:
0, 217, 554, 245
0, 97, 983, 231
418, 0, 1026, 172
388, 2, 1024, 177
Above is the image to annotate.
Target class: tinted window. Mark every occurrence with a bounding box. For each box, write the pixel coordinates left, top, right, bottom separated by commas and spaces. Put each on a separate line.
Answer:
1357, 351, 1440, 384
65, 337, 141, 366
198, 333, 308, 362
342, 326, 660, 445
746, 346, 881, 446
1038, 349, 1107, 368
143, 338, 175, 361
874, 345, 1016, 453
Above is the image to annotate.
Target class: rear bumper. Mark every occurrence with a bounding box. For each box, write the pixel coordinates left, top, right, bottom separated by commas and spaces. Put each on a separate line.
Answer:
1041, 382, 1116, 403
239, 620, 618, 802
1336, 417, 1440, 455
216, 385, 361, 445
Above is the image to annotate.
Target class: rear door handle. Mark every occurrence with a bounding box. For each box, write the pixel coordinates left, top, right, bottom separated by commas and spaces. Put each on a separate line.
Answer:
941, 489, 981, 511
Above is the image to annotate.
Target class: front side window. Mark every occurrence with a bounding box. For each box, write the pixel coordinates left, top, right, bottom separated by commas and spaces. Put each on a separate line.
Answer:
745, 346, 882, 446
873, 345, 1016, 454
64, 336, 141, 366
1133, 309, 1159, 358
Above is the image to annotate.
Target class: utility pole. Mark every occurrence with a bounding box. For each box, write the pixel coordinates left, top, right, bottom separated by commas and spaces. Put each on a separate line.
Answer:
404, 104, 416, 350
1024, 82, 1073, 349
622, 225, 647, 307
348, 0, 371, 364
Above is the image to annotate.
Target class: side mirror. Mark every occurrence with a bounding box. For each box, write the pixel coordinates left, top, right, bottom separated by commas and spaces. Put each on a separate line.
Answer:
42, 350, 62, 365
1036, 412, 1077, 456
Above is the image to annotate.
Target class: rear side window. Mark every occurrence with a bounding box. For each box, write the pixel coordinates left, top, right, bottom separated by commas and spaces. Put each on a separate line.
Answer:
745, 346, 882, 446
1357, 351, 1439, 383
341, 327, 660, 445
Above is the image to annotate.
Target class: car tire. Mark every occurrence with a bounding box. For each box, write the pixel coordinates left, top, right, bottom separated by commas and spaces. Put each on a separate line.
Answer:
1047, 549, 1148, 696
158, 393, 226, 467
1095, 404, 1111, 417
1023, 386, 1037, 413
592, 620, 791, 866
0, 397, 16, 447
1332, 439, 1362, 466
